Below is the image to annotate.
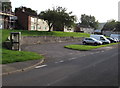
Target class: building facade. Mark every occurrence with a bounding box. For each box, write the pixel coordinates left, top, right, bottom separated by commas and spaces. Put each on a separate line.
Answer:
75, 23, 94, 34
64, 26, 74, 32
0, 0, 16, 29
15, 7, 49, 31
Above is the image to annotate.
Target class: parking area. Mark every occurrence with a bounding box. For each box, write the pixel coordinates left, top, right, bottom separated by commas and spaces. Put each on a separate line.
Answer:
21, 41, 117, 64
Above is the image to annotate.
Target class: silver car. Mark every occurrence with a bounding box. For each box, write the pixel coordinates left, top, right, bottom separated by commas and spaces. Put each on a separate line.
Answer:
83, 37, 103, 45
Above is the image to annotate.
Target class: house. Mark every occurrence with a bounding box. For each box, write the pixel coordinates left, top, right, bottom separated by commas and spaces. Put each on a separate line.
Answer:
15, 7, 49, 31
102, 26, 120, 36
101, 21, 120, 36
94, 23, 106, 34
94, 29, 102, 34
98, 23, 106, 30
0, 0, 16, 29
53, 24, 74, 32
75, 23, 94, 34
102, 28, 120, 36
64, 26, 74, 32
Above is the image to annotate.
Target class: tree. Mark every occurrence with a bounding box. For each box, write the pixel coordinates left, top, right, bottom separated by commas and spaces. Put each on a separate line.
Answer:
116, 22, 120, 31
15, 6, 37, 16
102, 20, 120, 32
39, 6, 76, 32
80, 14, 99, 29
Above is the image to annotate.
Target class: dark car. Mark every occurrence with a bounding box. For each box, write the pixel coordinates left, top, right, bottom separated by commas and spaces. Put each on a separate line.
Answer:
107, 38, 117, 43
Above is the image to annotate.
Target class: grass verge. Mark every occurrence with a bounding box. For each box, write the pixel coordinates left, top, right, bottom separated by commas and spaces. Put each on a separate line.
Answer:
2, 48, 43, 64
64, 43, 119, 51
2, 29, 90, 43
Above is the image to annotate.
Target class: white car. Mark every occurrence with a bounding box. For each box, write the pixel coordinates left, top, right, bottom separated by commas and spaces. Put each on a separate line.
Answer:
90, 35, 110, 44
113, 38, 119, 42
110, 34, 120, 42
83, 37, 103, 45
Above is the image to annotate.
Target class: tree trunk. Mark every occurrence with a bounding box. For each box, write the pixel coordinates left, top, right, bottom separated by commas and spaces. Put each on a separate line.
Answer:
48, 23, 53, 32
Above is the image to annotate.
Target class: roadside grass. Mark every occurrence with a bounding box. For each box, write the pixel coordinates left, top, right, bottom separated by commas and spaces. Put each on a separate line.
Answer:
2, 29, 90, 42
64, 43, 119, 51
2, 48, 43, 64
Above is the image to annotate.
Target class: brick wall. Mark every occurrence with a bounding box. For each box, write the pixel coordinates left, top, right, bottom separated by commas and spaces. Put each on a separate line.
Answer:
15, 11, 28, 30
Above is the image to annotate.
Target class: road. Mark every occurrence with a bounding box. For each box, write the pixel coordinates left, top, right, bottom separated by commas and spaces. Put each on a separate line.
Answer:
3, 42, 119, 86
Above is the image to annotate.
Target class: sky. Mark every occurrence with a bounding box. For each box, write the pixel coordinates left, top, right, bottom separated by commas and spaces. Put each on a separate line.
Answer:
10, 0, 120, 23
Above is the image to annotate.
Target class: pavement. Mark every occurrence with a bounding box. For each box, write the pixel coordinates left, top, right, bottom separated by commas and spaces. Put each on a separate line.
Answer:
1, 59, 44, 75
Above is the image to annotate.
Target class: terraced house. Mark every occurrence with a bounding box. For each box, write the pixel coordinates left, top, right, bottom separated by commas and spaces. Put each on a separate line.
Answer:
0, 0, 16, 29
15, 7, 49, 31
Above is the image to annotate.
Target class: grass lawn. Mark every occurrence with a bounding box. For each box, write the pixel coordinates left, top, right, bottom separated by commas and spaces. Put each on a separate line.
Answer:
2, 48, 43, 64
64, 43, 119, 51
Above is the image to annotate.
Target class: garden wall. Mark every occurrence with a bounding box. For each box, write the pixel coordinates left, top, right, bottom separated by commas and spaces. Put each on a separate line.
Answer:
21, 36, 84, 45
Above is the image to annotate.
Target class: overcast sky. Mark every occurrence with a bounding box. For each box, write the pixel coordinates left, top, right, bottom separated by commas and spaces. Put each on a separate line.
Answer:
10, 0, 119, 23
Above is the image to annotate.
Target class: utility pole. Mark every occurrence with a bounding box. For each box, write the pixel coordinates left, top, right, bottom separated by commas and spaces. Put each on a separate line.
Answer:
118, 1, 120, 22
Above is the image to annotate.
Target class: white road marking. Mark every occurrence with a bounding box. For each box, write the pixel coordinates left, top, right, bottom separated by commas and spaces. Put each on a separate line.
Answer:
35, 65, 47, 69
102, 50, 104, 52
55, 62, 58, 64
68, 57, 76, 60
90, 53, 94, 55
47, 76, 67, 86
69, 53, 73, 55
95, 52, 100, 53
59, 60, 64, 63
83, 54, 86, 56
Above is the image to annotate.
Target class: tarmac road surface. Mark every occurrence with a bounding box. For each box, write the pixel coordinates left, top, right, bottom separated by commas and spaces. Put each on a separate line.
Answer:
2, 42, 119, 86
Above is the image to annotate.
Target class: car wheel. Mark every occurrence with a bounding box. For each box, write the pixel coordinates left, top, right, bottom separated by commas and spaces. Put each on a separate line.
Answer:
83, 42, 86, 45
94, 42, 98, 46
102, 42, 106, 45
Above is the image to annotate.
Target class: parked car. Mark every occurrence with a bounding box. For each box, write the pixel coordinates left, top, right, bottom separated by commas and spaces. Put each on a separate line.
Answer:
107, 38, 117, 43
110, 34, 120, 38
114, 38, 120, 42
83, 37, 103, 45
90, 34, 110, 44
110, 34, 120, 42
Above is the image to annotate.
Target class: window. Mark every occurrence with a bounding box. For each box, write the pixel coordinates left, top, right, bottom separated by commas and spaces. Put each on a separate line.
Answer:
100, 37, 105, 40
45, 27, 47, 29
38, 26, 41, 29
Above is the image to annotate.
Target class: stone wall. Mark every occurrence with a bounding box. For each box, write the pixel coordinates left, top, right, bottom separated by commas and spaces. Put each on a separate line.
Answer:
21, 36, 84, 45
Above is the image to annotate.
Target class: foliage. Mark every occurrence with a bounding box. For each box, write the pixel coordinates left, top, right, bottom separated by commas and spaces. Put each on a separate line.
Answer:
39, 6, 76, 31
80, 14, 99, 29
116, 22, 120, 31
102, 20, 120, 31
15, 6, 37, 16
64, 43, 118, 51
